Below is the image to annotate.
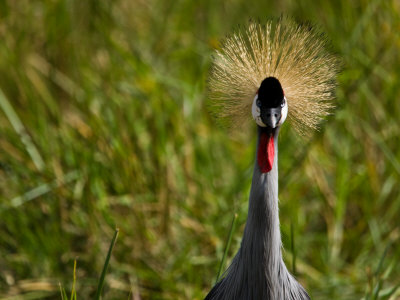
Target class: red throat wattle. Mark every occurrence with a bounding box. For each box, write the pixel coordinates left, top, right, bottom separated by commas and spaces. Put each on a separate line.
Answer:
257, 132, 274, 173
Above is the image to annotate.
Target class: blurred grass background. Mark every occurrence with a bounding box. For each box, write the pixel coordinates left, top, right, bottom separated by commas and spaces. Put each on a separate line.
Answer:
0, 0, 400, 299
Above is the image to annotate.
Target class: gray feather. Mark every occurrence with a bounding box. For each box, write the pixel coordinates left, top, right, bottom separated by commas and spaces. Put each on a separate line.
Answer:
205, 127, 310, 300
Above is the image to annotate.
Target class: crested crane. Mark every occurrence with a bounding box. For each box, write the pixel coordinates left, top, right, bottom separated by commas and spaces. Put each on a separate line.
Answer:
205, 18, 338, 300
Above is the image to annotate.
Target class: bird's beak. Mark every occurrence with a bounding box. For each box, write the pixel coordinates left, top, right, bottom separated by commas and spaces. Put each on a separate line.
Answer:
261, 107, 282, 129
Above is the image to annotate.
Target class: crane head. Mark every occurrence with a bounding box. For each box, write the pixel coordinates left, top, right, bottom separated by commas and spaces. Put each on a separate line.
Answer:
252, 77, 288, 129
208, 18, 339, 136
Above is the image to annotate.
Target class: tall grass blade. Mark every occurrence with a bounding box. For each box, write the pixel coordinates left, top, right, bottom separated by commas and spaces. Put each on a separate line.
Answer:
380, 284, 400, 300
28, 54, 84, 100
59, 283, 68, 300
94, 228, 119, 300
7, 170, 79, 208
375, 245, 389, 277
215, 214, 238, 283
0, 87, 45, 171
71, 259, 77, 300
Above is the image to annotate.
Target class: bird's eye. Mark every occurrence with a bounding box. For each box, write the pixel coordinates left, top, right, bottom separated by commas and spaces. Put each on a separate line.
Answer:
281, 99, 285, 108
256, 99, 261, 107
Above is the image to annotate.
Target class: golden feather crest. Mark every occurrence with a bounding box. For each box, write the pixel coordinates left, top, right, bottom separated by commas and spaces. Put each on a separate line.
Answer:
208, 18, 339, 135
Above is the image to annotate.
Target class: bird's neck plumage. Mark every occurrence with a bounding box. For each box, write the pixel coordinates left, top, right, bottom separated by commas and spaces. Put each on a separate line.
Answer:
241, 126, 282, 294
206, 126, 310, 300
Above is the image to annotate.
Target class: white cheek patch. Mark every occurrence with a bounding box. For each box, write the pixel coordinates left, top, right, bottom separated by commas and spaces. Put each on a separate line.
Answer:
278, 97, 288, 126
252, 95, 266, 127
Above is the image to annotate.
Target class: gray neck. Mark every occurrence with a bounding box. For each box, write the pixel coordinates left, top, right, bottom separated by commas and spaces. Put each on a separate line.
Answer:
209, 126, 310, 300
239, 126, 282, 296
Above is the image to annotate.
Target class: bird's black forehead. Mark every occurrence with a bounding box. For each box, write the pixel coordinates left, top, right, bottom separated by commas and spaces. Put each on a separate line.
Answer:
258, 77, 284, 108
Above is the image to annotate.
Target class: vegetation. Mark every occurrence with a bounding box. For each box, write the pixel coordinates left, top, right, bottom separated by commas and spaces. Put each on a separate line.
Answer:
0, 0, 399, 299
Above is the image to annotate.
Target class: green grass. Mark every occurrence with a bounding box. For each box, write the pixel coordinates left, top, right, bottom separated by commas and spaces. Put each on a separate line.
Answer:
0, 0, 400, 299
